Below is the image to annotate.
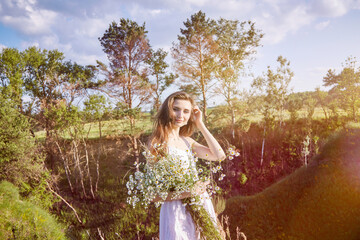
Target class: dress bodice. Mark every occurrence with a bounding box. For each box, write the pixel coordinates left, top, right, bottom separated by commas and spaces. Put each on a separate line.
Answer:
167, 146, 197, 172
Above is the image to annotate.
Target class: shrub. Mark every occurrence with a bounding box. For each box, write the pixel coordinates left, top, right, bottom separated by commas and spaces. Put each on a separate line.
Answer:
0, 181, 67, 239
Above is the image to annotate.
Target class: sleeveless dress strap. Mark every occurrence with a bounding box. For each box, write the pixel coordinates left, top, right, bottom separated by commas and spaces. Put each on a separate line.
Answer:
181, 136, 192, 152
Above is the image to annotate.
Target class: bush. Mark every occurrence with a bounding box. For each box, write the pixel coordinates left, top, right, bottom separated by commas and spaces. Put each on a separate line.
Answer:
0, 181, 67, 239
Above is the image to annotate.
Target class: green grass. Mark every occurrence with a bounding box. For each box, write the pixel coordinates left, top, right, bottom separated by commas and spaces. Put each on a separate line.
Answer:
222, 127, 360, 240
34, 107, 349, 140
0, 181, 67, 240
35, 116, 154, 140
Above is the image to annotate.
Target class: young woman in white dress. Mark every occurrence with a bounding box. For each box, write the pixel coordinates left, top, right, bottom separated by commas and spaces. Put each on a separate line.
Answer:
148, 91, 226, 240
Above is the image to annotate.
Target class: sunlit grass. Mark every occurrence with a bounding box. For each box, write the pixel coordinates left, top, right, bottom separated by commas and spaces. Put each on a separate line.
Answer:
35, 115, 154, 140
34, 107, 348, 140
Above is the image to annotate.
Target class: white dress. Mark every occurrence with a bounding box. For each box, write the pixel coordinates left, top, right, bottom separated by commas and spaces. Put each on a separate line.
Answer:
159, 142, 217, 240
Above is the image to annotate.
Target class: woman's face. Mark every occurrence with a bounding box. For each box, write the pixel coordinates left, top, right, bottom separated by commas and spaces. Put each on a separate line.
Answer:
172, 99, 192, 128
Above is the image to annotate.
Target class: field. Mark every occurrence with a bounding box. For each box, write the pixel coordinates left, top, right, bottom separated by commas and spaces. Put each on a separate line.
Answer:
34, 107, 345, 140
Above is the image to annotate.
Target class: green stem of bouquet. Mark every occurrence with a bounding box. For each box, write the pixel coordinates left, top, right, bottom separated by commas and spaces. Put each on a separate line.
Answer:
183, 197, 223, 240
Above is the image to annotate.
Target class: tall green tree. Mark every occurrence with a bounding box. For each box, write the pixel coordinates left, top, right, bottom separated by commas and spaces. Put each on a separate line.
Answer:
98, 18, 152, 164
252, 56, 293, 166
314, 87, 329, 120
83, 94, 109, 139
214, 18, 263, 138
252, 56, 293, 127
0, 48, 25, 111
323, 56, 360, 121
23, 47, 65, 139
22, 46, 96, 170
172, 11, 218, 122
60, 61, 97, 107
146, 48, 176, 112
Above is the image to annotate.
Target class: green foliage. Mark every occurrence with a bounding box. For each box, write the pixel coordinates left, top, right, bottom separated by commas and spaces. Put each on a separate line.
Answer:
222, 127, 360, 240
214, 18, 263, 131
98, 18, 152, 109
0, 95, 55, 210
0, 47, 24, 106
184, 196, 223, 240
146, 48, 177, 112
109, 205, 160, 239
252, 56, 294, 127
287, 95, 303, 121
172, 10, 218, 120
212, 195, 226, 216
0, 181, 66, 240
323, 56, 360, 121
0, 96, 33, 163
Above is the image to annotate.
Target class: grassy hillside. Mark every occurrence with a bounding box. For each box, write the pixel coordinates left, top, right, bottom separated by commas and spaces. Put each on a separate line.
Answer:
222, 127, 360, 240
0, 181, 67, 240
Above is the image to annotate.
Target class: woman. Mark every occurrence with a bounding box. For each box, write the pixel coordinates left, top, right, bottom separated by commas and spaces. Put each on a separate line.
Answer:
148, 91, 226, 240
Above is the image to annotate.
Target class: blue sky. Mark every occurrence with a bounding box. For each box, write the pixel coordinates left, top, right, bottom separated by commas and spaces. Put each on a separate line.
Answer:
1, 0, 360, 104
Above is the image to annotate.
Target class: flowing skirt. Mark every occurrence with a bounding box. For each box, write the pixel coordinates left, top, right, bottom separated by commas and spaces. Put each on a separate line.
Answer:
159, 192, 217, 240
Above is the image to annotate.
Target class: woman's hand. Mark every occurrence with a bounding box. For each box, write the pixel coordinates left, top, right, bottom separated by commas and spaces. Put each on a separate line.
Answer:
191, 180, 210, 196
193, 105, 203, 128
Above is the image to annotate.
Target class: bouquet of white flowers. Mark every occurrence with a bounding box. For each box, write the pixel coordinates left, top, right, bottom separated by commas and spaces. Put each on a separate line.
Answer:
126, 145, 200, 208
126, 144, 239, 239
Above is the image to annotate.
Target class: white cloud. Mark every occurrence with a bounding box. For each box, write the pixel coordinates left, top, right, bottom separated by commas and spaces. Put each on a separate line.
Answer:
254, 3, 314, 44
129, 4, 169, 20
0, 0, 57, 35
1, 0, 360, 68
315, 20, 330, 30
308, 0, 354, 17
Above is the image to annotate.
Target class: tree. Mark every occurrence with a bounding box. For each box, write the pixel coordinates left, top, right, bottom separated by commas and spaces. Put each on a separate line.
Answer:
22, 46, 66, 143
303, 96, 317, 120
252, 56, 293, 127
98, 18, 152, 164
172, 11, 218, 122
314, 87, 329, 120
83, 94, 109, 139
214, 18, 263, 138
146, 48, 176, 112
251, 56, 293, 166
287, 94, 303, 122
0, 48, 25, 111
22, 46, 96, 170
323, 56, 360, 121
60, 61, 97, 108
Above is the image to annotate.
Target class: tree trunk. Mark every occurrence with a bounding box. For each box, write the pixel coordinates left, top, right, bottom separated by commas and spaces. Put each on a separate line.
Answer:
231, 108, 236, 140
133, 135, 140, 171
55, 140, 74, 193
260, 127, 266, 167
73, 140, 87, 198
83, 138, 95, 199
99, 120, 102, 139
202, 87, 207, 123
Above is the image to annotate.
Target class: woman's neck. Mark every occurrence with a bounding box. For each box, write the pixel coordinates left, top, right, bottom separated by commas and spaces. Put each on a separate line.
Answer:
168, 127, 181, 140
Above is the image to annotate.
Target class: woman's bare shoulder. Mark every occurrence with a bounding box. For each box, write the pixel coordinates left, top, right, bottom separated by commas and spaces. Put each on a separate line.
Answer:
184, 136, 196, 146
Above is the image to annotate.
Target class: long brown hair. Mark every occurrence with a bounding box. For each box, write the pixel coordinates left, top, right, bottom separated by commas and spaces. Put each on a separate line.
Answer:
148, 91, 196, 156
